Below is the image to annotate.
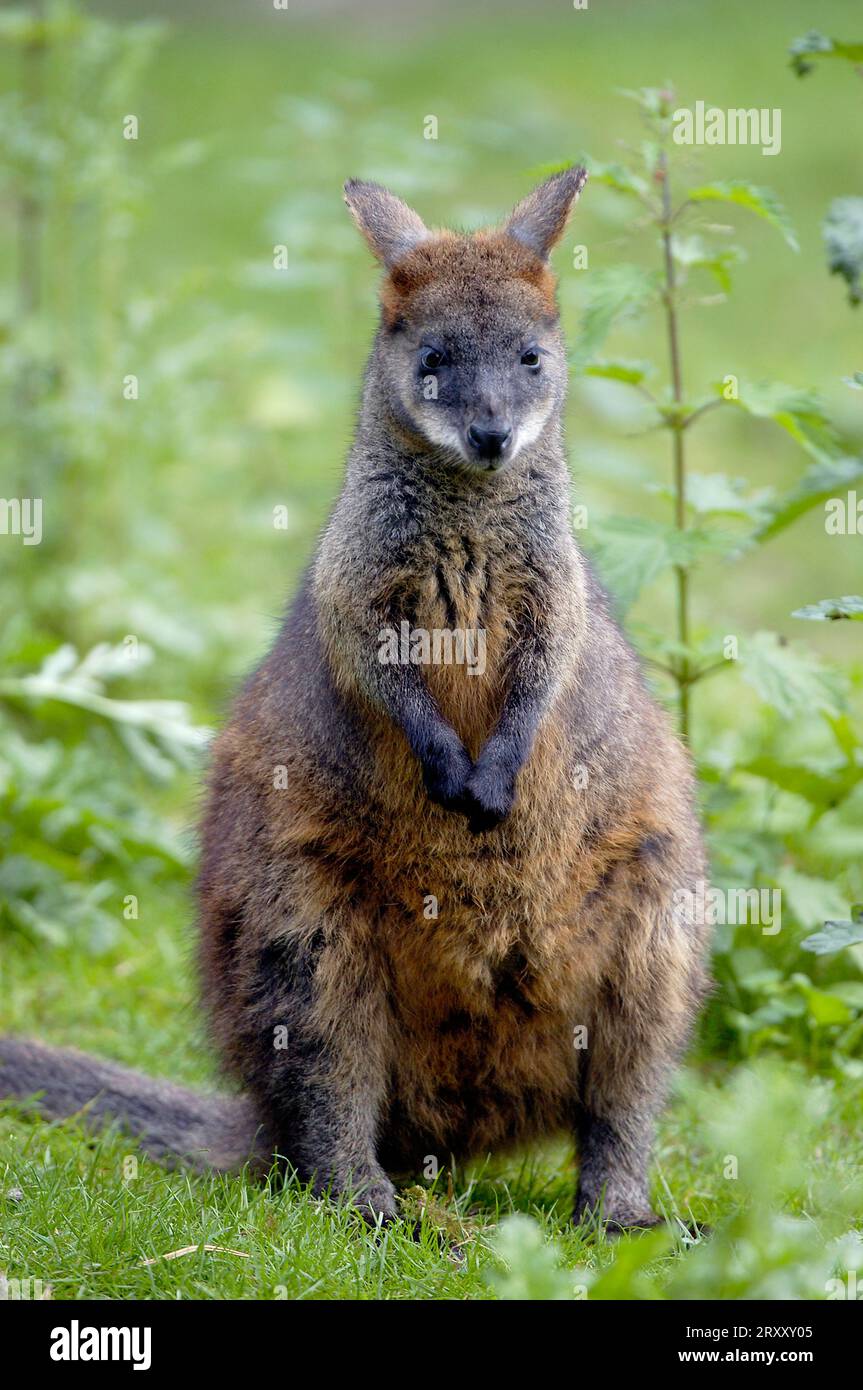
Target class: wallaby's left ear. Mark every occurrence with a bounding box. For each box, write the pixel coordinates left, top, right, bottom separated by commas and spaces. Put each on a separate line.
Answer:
504, 166, 588, 260
344, 179, 431, 268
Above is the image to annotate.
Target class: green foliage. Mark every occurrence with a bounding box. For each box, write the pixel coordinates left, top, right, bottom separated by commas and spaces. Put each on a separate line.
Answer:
0, 636, 202, 951
685, 182, 798, 251
485, 1213, 574, 1300
824, 197, 863, 307
802, 908, 863, 956
569, 84, 863, 1069
793, 597, 863, 623
790, 31, 863, 78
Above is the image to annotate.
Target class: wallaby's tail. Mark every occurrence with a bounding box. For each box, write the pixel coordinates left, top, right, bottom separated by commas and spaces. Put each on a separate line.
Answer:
0, 1037, 270, 1173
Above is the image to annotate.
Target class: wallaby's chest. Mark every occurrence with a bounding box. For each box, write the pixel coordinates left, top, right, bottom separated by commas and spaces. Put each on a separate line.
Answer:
408, 528, 527, 750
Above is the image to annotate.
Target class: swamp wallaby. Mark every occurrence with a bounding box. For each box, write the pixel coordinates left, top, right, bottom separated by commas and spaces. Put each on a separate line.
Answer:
1, 169, 710, 1231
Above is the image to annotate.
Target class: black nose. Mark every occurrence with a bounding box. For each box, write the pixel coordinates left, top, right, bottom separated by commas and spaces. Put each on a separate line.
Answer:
467, 424, 512, 461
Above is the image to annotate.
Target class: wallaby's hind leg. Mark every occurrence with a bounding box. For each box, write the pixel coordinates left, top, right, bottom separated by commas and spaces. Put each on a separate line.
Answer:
221, 906, 397, 1224
573, 900, 705, 1232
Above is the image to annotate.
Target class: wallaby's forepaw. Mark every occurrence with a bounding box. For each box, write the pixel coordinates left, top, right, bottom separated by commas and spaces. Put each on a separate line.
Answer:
462, 759, 516, 834
422, 738, 473, 813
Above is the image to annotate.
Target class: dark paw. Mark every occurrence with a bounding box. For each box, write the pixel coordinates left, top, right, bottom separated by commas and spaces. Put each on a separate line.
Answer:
351, 1175, 400, 1227
422, 739, 473, 813
573, 1193, 663, 1236
462, 759, 516, 834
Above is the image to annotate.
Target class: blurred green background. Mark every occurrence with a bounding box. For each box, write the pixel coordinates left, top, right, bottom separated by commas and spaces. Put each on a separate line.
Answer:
1, 0, 862, 1300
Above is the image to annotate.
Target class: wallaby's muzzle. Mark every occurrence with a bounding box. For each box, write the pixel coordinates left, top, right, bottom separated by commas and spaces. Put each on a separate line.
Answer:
465, 422, 512, 464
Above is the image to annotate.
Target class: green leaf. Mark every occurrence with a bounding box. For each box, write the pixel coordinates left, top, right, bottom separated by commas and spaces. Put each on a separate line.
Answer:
740, 631, 845, 719
670, 234, 745, 293
486, 1215, 573, 1300
790, 31, 863, 77
582, 359, 652, 385
792, 596, 863, 622
725, 381, 838, 461
0, 644, 211, 778
685, 182, 798, 251
680, 472, 774, 521
824, 198, 863, 307
572, 265, 661, 367
740, 754, 863, 811
776, 869, 851, 931
793, 980, 852, 1026
830, 982, 863, 1011
757, 455, 863, 540
586, 516, 735, 613
801, 908, 863, 955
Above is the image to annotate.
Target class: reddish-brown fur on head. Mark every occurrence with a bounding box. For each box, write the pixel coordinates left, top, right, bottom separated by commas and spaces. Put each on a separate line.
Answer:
381, 231, 558, 329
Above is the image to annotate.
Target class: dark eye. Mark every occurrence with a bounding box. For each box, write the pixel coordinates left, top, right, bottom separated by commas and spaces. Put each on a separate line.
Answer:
521, 348, 541, 369
420, 347, 444, 372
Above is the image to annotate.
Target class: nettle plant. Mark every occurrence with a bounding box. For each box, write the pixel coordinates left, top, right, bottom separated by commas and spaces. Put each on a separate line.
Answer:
0, 4, 215, 950
550, 87, 863, 1065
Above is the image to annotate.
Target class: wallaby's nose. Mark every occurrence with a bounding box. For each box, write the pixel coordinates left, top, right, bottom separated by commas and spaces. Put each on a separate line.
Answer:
466, 424, 512, 462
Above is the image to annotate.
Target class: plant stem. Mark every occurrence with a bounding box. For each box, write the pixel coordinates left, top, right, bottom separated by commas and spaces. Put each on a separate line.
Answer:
658, 147, 690, 743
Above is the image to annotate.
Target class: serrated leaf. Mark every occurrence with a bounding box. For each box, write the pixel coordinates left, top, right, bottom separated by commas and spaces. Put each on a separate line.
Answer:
586, 516, 735, 612
572, 265, 661, 367
824, 197, 863, 306
686, 182, 798, 251
792, 596, 863, 622
740, 631, 845, 719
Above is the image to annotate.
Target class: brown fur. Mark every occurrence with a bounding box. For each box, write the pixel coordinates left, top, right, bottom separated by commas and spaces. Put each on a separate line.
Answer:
197, 171, 710, 1227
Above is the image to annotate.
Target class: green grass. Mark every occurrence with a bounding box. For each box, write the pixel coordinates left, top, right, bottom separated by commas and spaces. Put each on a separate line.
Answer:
3, 1052, 861, 1300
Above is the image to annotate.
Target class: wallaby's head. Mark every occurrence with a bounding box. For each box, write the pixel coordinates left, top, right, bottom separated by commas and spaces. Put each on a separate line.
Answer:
344, 168, 586, 473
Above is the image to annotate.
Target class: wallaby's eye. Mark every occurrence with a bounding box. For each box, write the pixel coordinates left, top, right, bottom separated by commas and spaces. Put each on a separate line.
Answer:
420, 347, 445, 372
521, 348, 541, 369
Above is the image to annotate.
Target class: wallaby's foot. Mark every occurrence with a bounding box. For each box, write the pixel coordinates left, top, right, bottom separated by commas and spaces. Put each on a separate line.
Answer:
355, 1181, 400, 1227
336, 1170, 399, 1226
573, 1192, 662, 1236
462, 752, 516, 834
422, 735, 473, 814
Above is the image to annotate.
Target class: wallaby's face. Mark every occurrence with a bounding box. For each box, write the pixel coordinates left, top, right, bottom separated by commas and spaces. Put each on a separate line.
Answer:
345, 170, 587, 473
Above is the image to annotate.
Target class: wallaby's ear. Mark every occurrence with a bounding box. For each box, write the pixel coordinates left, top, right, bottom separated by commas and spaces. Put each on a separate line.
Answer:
504, 166, 588, 260
344, 179, 431, 268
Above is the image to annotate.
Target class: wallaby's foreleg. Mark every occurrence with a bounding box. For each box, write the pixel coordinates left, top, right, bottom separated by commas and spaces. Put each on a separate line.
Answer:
319, 578, 473, 813
573, 907, 703, 1231
239, 913, 397, 1222
465, 572, 578, 831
